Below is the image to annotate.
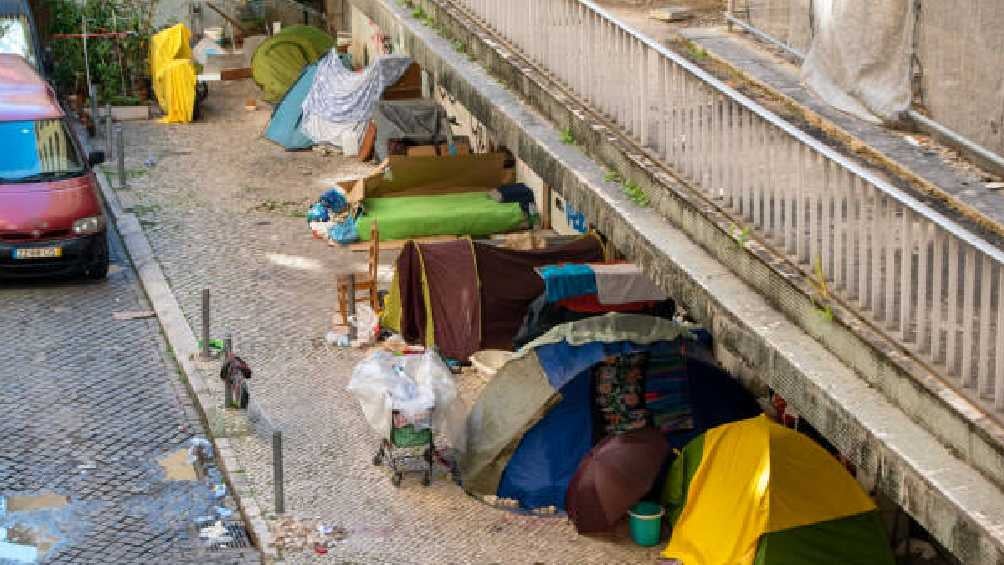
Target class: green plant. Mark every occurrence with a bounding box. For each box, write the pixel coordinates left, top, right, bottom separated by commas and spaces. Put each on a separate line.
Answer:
686, 42, 708, 61
46, 0, 156, 102
411, 5, 435, 26
809, 255, 834, 322
622, 179, 650, 207
559, 127, 576, 145
452, 39, 465, 53
730, 223, 751, 247
107, 94, 141, 106
604, 169, 623, 183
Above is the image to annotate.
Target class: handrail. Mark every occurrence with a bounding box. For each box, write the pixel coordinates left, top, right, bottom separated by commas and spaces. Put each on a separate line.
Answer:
572, 0, 1004, 264
453, 0, 1004, 408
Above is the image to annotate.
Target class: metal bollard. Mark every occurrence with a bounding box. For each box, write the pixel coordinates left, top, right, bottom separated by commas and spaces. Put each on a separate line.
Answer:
272, 430, 285, 514
104, 104, 113, 156
115, 126, 126, 189
346, 273, 357, 341
89, 85, 98, 137
201, 289, 211, 360
223, 334, 233, 407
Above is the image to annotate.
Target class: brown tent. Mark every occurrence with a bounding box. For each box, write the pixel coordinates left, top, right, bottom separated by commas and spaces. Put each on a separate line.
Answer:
381, 235, 605, 360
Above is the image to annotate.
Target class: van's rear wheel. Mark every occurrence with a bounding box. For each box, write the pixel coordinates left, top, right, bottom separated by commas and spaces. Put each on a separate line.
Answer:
84, 235, 109, 280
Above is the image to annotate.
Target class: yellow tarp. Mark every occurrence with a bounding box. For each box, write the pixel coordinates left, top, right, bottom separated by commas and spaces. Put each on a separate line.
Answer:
149, 24, 196, 124
663, 415, 876, 565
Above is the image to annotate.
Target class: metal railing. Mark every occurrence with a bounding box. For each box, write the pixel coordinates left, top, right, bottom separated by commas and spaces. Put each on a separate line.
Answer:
452, 0, 1004, 410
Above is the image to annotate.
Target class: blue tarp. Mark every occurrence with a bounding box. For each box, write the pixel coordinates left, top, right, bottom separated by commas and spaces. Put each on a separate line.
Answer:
494, 340, 761, 511
265, 63, 318, 150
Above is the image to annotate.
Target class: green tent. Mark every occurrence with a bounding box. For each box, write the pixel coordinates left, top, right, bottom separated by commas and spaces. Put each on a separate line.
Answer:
251, 25, 334, 102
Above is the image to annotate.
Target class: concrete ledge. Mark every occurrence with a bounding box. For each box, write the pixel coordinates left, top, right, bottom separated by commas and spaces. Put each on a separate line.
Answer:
381, 0, 1004, 500
95, 170, 274, 560
348, 0, 1004, 562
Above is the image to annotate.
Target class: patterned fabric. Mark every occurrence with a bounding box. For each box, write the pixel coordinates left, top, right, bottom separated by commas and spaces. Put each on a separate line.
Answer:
594, 352, 649, 435
645, 345, 694, 432
301, 53, 414, 147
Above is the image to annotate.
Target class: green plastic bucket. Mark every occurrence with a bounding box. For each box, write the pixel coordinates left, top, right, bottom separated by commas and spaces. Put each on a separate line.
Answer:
628, 501, 664, 547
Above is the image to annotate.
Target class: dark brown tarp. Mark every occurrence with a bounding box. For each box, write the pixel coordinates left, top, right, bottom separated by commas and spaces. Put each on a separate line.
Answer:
397, 241, 427, 345
418, 239, 481, 360
394, 234, 605, 358
474, 235, 605, 350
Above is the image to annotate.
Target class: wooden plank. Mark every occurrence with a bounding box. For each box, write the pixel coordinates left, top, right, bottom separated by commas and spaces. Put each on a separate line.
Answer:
382, 63, 423, 100
220, 67, 252, 81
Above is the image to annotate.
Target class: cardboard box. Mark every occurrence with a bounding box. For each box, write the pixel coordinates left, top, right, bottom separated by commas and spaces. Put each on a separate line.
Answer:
405, 141, 471, 157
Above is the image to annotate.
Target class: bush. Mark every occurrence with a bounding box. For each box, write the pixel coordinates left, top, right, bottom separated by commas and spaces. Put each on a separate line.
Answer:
46, 0, 156, 103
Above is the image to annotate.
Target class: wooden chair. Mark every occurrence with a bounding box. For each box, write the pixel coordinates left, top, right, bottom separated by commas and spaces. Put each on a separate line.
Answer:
338, 220, 380, 326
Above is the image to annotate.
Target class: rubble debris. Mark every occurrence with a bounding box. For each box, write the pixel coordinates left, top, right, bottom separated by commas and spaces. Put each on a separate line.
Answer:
187, 437, 214, 463
268, 515, 348, 554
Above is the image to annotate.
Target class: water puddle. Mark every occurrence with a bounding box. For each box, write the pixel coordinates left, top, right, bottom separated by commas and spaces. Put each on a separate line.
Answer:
0, 495, 65, 563
158, 448, 198, 481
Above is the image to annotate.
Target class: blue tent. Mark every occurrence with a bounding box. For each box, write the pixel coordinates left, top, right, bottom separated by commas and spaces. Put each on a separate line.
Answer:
265, 62, 318, 150
460, 314, 761, 511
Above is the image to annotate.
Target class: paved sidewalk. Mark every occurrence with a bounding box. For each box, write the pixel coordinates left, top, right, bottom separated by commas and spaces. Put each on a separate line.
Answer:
113, 79, 661, 563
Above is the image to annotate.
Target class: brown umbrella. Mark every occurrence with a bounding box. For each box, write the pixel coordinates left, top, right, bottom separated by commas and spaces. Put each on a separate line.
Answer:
565, 427, 670, 534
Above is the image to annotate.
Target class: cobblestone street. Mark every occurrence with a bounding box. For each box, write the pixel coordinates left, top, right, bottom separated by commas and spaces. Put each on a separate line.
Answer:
111, 79, 661, 563
0, 228, 257, 563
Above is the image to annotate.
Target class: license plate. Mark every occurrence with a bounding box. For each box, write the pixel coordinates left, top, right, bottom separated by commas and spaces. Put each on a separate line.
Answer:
13, 247, 62, 259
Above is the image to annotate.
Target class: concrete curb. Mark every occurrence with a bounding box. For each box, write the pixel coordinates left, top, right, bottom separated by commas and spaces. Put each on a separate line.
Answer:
94, 169, 275, 560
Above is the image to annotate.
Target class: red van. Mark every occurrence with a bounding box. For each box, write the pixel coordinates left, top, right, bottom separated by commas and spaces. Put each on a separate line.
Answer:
0, 54, 108, 279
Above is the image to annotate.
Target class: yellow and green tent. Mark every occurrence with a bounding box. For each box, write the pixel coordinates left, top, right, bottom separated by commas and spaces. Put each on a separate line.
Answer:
661, 415, 894, 565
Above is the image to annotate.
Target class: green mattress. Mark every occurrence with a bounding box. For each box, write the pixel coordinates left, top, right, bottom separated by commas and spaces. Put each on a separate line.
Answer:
356, 192, 525, 241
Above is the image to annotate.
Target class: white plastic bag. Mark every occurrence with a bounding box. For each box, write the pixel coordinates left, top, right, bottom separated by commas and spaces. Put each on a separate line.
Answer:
351, 303, 380, 345
415, 350, 469, 452
348, 351, 431, 437
347, 351, 398, 438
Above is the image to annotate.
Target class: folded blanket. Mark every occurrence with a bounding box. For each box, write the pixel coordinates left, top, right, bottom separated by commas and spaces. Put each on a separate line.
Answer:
537, 263, 598, 303
592, 263, 668, 305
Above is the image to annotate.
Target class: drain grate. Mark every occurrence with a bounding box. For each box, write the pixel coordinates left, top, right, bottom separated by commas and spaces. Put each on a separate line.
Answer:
207, 521, 252, 551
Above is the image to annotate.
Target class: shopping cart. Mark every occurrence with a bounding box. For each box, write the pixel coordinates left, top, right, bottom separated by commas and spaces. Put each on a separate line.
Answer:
373, 409, 434, 487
